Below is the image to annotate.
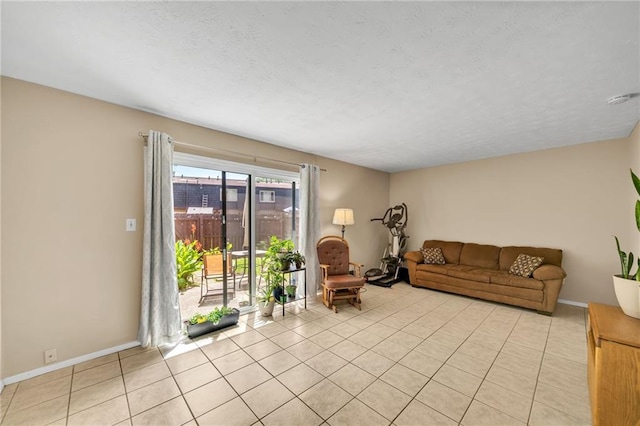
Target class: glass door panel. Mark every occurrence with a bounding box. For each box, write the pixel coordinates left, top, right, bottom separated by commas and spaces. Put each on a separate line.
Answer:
254, 177, 299, 305
173, 165, 252, 320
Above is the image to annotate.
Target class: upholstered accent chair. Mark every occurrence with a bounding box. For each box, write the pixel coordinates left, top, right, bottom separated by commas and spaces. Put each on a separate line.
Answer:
316, 236, 365, 312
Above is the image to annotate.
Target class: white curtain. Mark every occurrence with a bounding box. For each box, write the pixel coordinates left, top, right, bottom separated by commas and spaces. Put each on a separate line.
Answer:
299, 164, 321, 296
138, 130, 182, 347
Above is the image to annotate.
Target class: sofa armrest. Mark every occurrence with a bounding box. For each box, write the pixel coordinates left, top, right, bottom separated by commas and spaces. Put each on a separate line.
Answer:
533, 265, 566, 281
403, 251, 423, 285
534, 265, 567, 314
404, 251, 423, 264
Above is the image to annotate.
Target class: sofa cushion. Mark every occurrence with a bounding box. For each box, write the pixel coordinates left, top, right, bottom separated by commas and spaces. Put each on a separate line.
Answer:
420, 247, 446, 264
416, 263, 450, 275
324, 274, 366, 289
446, 265, 492, 283
418, 271, 544, 302
490, 270, 544, 290
509, 253, 544, 278
459, 243, 501, 270
422, 240, 464, 264
500, 246, 562, 270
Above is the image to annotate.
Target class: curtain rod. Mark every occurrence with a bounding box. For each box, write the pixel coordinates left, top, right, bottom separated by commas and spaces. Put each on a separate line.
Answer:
138, 132, 326, 172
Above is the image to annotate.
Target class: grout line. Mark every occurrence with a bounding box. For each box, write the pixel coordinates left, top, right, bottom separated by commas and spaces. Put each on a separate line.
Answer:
4, 286, 592, 426
527, 308, 555, 424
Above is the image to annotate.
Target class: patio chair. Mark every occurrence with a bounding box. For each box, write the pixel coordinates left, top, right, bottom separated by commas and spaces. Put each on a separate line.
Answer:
317, 235, 365, 312
200, 252, 236, 304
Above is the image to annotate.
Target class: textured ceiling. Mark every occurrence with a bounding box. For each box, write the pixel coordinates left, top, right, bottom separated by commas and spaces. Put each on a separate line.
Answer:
2, 2, 639, 173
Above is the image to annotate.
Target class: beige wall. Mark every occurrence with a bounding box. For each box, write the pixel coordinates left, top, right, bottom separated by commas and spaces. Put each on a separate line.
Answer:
390, 136, 634, 306
0, 77, 389, 377
314, 158, 389, 268
2, 73, 634, 379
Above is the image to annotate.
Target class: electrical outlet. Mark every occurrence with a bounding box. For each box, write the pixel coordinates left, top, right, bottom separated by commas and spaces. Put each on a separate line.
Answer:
44, 348, 57, 364
126, 218, 136, 232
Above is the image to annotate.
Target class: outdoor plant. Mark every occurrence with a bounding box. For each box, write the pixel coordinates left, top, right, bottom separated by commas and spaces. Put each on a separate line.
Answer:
204, 241, 233, 255
176, 224, 203, 290
614, 169, 640, 280
188, 306, 234, 325
176, 239, 202, 290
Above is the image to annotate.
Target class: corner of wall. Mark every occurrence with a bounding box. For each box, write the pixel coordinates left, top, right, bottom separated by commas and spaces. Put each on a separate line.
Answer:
629, 120, 640, 255
1, 76, 4, 390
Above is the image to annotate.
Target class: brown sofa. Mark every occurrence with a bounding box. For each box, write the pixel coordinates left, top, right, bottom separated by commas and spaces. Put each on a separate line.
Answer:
404, 240, 567, 315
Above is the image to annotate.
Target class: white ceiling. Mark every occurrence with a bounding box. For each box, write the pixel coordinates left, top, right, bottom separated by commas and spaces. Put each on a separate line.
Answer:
2, 2, 639, 173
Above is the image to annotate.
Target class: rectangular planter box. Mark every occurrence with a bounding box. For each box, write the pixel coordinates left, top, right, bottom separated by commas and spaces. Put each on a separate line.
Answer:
185, 308, 240, 338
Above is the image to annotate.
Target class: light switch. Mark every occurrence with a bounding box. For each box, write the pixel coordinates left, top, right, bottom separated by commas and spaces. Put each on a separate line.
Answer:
126, 218, 136, 232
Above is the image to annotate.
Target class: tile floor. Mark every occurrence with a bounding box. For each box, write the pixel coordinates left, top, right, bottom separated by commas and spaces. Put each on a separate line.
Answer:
0, 282, 591, 426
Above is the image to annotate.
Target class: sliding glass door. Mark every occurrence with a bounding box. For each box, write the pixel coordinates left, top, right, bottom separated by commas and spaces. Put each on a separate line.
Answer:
173, 153, 299, 319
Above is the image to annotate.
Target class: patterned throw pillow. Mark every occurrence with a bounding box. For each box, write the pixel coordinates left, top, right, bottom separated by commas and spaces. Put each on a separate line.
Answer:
420, 247, 446, 265
509, 253, 544, 278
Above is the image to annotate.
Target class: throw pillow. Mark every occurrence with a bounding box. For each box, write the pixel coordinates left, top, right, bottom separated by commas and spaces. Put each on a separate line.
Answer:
421, 247, 446, 265
509, 253, 544, 278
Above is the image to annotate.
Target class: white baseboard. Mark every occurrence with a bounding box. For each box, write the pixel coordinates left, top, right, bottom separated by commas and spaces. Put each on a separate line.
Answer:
0, 378, 4, 394
557, 298, 588, 308
2, 341, 140, 385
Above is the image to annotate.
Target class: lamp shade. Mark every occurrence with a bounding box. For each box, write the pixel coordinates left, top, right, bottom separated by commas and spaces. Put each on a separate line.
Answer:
332, 208, 355, 226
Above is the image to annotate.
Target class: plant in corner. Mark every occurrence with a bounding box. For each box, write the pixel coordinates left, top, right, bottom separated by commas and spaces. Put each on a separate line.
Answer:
612, 168, 640, 318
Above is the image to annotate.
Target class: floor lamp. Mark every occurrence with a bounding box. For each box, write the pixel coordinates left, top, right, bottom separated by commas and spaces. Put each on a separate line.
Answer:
333, 208, 354, 239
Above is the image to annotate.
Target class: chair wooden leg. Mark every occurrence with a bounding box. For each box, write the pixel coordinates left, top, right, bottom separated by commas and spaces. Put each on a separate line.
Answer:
322, 286, 330, 308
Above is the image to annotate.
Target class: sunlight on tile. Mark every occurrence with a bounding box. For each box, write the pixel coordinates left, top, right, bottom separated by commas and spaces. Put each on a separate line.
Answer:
1, 283, 590, 426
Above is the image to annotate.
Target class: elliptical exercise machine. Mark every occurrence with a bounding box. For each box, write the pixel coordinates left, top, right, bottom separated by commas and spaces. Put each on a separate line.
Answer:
365, 203, 409, 287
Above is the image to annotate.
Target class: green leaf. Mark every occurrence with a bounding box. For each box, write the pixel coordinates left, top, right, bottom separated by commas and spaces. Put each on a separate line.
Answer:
636, 200, 640, 233
614, 236, 630, 278
632, 169, 640, 196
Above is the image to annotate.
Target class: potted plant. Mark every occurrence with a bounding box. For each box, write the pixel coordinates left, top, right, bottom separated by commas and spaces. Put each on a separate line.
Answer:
290, 251, 306, 269
273, 284, 286, 303
257, 284, 275, 316
185, 306, 240, 338
280, 252, 295, 271
263, 236, 295, 271
612, 168, 640, 318
260, 236, 295, 301
285, 284, 297, 299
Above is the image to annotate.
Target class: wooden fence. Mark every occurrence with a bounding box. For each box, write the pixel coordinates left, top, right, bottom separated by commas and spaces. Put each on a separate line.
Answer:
175, 211, 297, 250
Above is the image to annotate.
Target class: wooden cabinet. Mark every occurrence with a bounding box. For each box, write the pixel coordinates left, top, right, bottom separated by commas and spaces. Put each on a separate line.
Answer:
587, 303, 640, 425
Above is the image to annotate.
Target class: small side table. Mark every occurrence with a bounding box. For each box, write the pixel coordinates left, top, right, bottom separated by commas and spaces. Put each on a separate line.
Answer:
279, 267, 307, 316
